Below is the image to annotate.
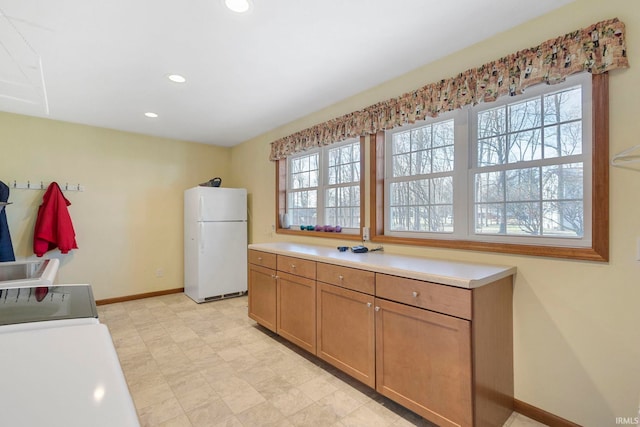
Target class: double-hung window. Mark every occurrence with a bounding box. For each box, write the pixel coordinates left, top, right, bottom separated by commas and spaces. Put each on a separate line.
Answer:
325, 141, 361, 229
386, 117, 456, 234
376, 72, 606, 260
287, 152, 320, 228
472, 76, 591, 245
283, 137, 363, 235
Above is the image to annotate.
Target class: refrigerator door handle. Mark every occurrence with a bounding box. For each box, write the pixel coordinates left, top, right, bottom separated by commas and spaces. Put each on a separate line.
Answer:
199, 222, 205, 254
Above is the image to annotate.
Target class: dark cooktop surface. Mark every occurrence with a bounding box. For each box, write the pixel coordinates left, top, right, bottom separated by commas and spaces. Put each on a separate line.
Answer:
0, 285, 98, 326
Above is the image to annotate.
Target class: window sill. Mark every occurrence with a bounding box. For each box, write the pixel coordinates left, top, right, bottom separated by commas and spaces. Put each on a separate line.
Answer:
370, 233, 608, 262
277, 228, 363, 241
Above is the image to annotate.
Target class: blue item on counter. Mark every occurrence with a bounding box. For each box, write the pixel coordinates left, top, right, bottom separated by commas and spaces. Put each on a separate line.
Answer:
0, 181, 15, 262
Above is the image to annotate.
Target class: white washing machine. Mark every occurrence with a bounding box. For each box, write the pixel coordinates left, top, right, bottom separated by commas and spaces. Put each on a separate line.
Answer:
0, 285, 140, 427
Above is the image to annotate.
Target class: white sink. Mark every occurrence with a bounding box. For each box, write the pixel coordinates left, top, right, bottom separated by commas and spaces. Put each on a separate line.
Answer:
0, 259, 60, 288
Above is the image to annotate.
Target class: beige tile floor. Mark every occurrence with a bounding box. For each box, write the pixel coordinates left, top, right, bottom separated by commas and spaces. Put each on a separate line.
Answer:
98, 293, 547, 427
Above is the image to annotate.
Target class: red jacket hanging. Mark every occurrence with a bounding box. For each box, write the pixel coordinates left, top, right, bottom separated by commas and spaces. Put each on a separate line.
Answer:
33, 182, 78, 257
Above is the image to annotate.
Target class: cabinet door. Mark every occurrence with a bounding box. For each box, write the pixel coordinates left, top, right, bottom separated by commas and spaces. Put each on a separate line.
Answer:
317, 283, 375, 387
248, 264, 277, 332
277, 271, 316, 354
375, 298, 473, 427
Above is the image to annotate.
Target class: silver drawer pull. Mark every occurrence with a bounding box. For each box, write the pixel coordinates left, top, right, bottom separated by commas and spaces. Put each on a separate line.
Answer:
338, 275, 344, 280
412, 291, 419, 298
291, 264, 296, 269
258, 257, 263, 261
366, 302, 372, 307
374, 306, 380, 312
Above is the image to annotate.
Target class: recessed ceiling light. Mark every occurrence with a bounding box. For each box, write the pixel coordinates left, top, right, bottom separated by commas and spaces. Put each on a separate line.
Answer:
168, 74, 186, 83
224, 0, 252, 13
144, 112, 158, 118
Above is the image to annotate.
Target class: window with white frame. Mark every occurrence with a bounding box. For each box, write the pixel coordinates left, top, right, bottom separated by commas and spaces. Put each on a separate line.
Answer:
387, 118, 455, 233
287, 138, 361, 232
288, 152, 319, 228
473, 80, 589, 242
384, 72, 592, 247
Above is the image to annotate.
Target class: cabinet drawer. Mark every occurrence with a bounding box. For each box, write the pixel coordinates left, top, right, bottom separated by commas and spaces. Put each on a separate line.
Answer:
376, 274, 471, 320
317, 263, 375, 295
277, 255, 316, 279
248, 250, 277, 269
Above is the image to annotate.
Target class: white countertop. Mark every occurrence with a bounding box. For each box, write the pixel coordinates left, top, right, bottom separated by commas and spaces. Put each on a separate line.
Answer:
249, 242, 516, 289
0, 323, 139, 427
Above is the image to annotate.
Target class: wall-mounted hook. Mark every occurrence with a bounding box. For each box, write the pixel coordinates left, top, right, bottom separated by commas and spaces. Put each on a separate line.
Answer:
9, 180, 84, 191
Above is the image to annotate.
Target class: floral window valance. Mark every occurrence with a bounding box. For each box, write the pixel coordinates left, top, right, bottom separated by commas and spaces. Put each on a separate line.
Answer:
270, 18, 628, 161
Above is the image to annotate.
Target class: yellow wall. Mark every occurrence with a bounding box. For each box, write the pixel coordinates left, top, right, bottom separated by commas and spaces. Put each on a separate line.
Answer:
0, 112, 230, 300
231, 0, 640, 425
1, 0, 638, 424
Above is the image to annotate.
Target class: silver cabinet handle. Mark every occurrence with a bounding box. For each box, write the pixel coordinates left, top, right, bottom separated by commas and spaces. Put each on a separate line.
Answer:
291, 264, 296, 269
271, 274, 275, 279
374, 306, 380, 312
412, 291, 419, 297
338, 275, 344, 280
366, 302, 372, 307
258, 256, 263, 261
274, 275, 279, 280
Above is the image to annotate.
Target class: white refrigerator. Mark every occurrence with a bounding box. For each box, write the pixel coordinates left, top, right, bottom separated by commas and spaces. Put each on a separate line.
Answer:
184, 186, 247, 303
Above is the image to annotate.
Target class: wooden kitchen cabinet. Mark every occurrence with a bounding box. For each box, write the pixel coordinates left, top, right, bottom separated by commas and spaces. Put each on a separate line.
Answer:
249, 250, 318, 354
375, 297, 473, 427
375, 273, 514, 427
316, 282, 375, 387
277, 269, 317, 354
247, 243, 514, 427
248, 252, 277, 332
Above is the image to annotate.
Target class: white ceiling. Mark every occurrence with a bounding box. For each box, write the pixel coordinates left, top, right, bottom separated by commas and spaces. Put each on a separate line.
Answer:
0, 0, 574, 147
